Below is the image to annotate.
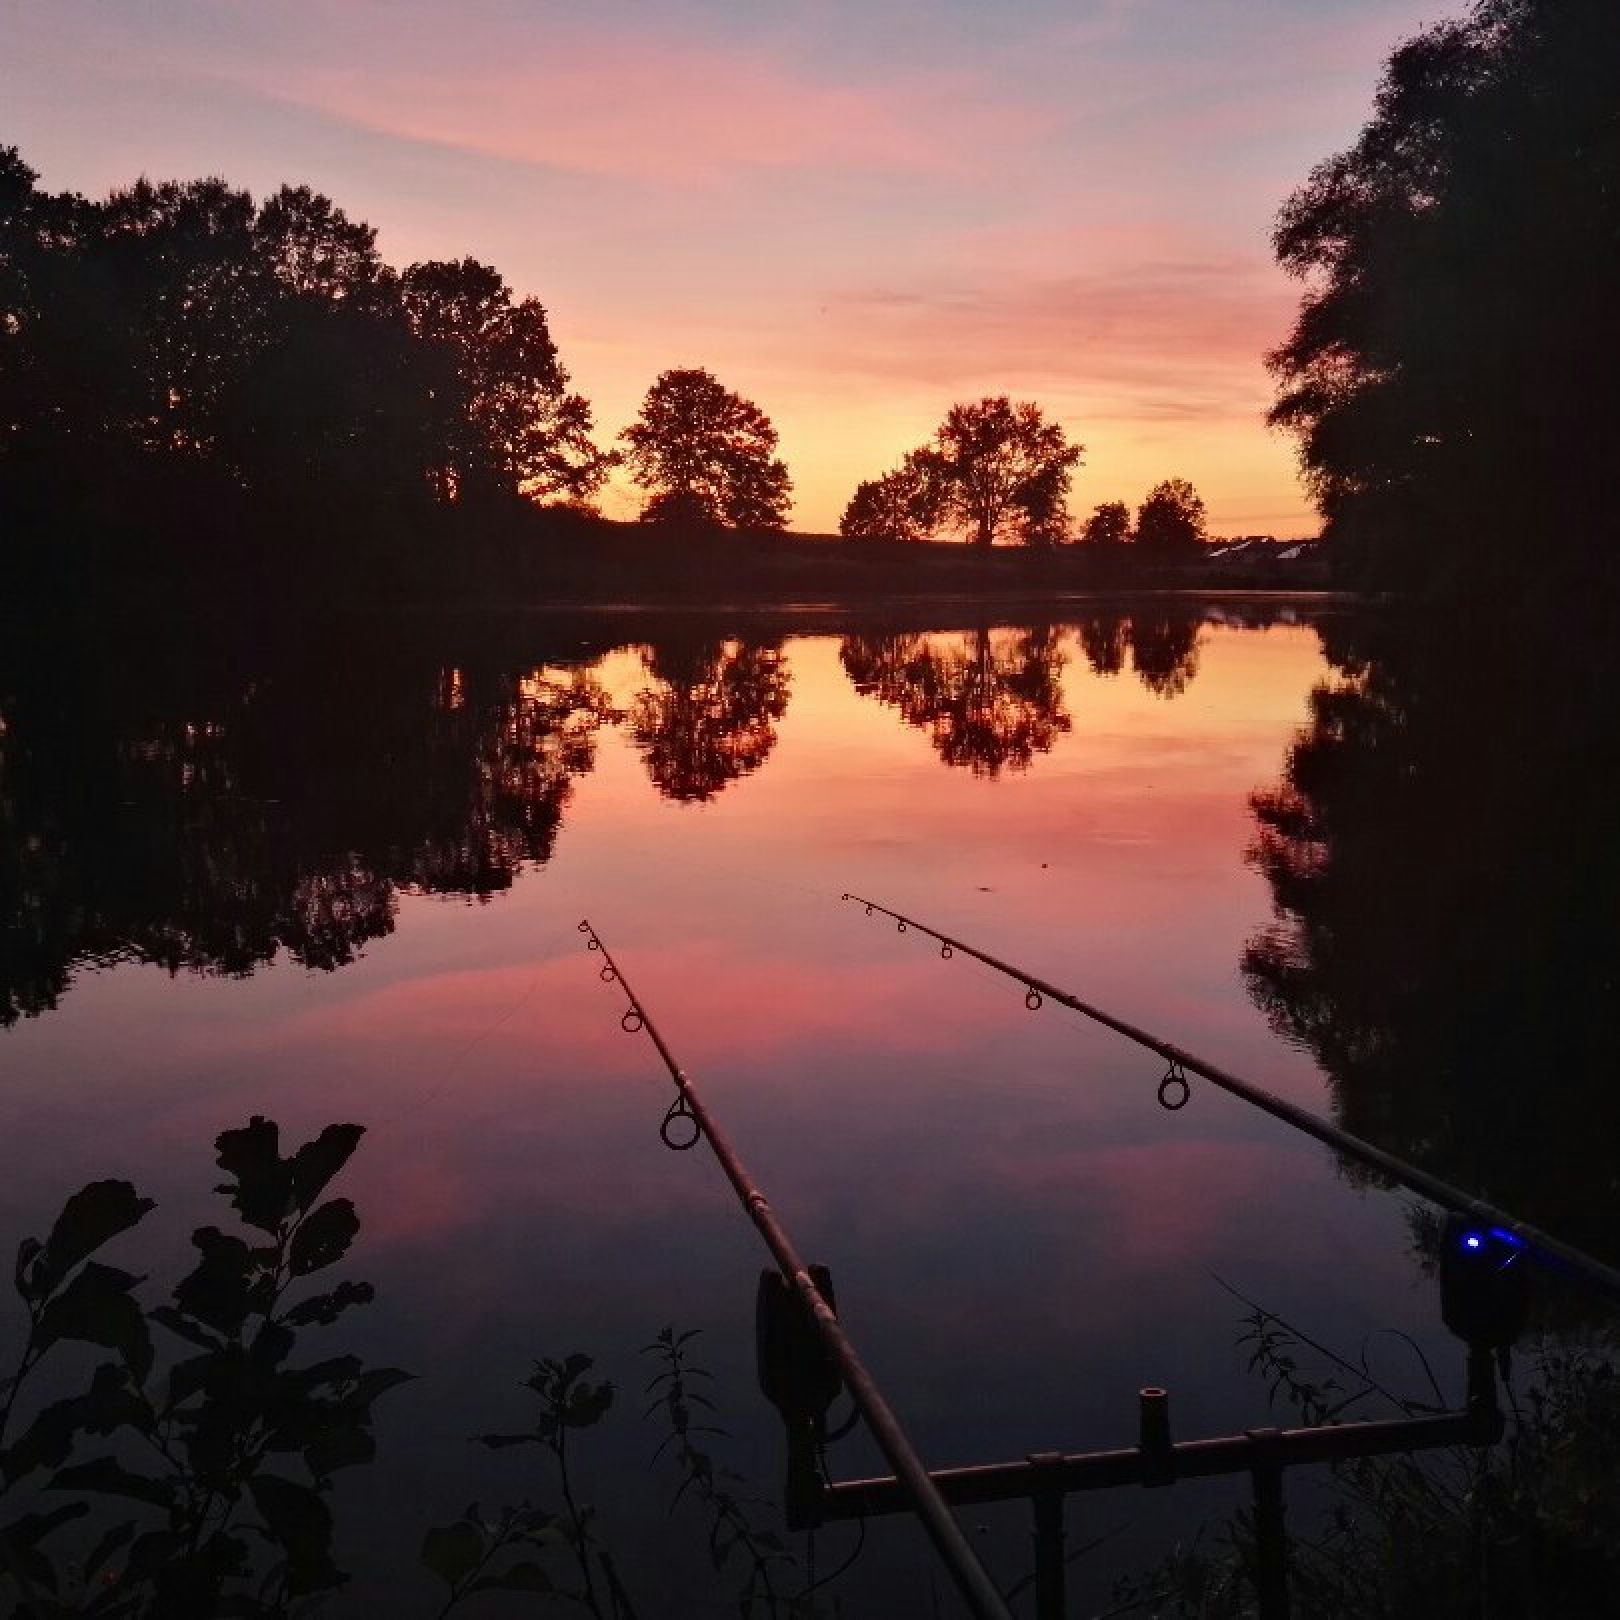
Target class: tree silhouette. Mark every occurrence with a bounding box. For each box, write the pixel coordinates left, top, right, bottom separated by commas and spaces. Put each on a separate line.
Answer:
1134, 479, 1207, 559
398, 258, 614, 504
215, 301, 456, 522
839, 455, 932, 543
621, 368, 791, 531
908, 397, 1082, 547
1268, 0, 1620, 588
254, 184, 382, 301
0, 145, 615, 587
1080, 500, 1132, 548
627, 637, 790, 802
840, 626, 1071, 775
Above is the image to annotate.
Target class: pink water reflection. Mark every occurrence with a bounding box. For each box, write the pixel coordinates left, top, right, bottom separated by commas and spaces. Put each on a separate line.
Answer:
0, 611, 1444, 1611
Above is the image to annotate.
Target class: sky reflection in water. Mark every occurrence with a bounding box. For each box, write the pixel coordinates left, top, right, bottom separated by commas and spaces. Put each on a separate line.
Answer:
0, 610, 1452, 1610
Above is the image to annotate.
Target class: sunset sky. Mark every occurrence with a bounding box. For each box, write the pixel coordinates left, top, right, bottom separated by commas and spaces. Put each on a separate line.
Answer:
4, 0, 1439, 535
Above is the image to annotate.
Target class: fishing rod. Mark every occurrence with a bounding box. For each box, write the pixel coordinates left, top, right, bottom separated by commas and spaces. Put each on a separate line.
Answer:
576, 920, 1015, 1620
842, 891, 1620, 1310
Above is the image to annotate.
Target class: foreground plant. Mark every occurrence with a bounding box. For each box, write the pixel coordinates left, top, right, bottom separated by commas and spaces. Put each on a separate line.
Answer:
1109, 1285, 1620, 1619
0, 1118, 409, 1617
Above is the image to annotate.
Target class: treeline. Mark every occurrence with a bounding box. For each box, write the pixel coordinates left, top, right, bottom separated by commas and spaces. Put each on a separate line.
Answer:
0, 155, 622, 503
0, 145, 812, 602
1, 143, 1235, 608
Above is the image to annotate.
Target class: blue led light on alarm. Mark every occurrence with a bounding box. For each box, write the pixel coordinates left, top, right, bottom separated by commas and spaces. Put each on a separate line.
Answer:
1463, 1234, 1482, 1250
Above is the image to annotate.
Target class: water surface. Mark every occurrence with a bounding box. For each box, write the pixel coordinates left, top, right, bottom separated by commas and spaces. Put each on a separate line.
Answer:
2, 600, 1596, 1612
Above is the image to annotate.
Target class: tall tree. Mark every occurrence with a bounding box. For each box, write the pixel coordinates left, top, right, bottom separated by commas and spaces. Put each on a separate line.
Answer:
399, 258, 613, 504
1134, 479, 1207, 557
839, 456, 932, 542
620, 368, 792, 531
0, 150, 106, 464
910, 397, 1082, 547
1268, 0, 1620, 587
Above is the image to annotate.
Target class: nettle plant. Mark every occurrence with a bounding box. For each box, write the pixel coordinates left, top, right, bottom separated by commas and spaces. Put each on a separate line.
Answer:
0, 1118, 409, 1617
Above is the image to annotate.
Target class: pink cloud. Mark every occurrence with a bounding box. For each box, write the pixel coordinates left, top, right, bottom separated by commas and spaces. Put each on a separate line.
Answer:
221, 32, 1049, 188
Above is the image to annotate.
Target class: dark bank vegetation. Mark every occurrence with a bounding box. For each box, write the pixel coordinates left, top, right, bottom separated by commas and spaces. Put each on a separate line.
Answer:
1111, 1291, 1620, 1619
0, 140, 1292, 609
1267, 0, 1620, 593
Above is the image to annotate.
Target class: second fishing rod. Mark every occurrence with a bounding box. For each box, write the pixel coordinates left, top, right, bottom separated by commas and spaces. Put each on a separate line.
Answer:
843, 890, 1620, 1311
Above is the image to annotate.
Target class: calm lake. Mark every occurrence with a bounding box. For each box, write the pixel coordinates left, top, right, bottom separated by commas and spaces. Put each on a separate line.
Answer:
2, 599, 1610, 1613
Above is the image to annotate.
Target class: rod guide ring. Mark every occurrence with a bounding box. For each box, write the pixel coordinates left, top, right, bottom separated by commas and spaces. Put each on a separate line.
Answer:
1158, 1065, 1191, 1111
660, 1098, 701, 1151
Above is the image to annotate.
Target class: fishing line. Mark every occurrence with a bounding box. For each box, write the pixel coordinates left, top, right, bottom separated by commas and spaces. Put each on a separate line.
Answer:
369, 958, 550, 1135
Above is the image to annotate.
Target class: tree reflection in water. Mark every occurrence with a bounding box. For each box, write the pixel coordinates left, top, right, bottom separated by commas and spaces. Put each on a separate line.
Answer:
0, 605, 1235, 1027
1077, 611, 1129, 677
840, 625, 1071, 777
0, 640, 612, 1027
409, 666, 613, 894
627, 637, 790, 803
1127, 614, 1201, 697
1243, 610, 1620, 1263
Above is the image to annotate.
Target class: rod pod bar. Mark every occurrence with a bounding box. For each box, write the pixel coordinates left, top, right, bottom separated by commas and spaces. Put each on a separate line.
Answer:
842, 892, 1620, 1309
578, 920, 1015, 1620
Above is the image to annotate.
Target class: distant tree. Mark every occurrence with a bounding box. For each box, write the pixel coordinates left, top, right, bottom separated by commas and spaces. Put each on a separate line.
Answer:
839, 456, 932, 542
399, 258, 613, 504
1135, 479, 1207, 557
1081, 500, 1132, 547
1268, 0, 1620, 587
907, 397, 1081, 547
621, 368, 792, 531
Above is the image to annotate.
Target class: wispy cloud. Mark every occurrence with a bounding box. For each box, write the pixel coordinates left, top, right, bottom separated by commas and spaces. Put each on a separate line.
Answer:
819, 260, 1293, 422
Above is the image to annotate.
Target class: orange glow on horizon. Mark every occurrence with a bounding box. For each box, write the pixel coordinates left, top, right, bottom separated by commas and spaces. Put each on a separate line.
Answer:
0, 0, 1439, 541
